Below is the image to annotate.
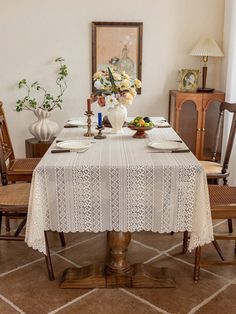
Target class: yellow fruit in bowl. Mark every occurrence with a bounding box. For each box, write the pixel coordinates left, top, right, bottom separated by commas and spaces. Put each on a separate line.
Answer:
139, 119, 145, 127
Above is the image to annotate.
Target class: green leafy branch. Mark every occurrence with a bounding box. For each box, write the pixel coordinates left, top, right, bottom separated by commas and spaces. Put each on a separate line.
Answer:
16, 58, 68, 112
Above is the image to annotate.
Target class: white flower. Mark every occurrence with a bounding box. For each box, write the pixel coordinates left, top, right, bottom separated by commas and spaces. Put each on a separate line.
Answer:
113, 73, 121, 80
134, 79, 142, 89
105, 94, 119, 107
120, 79, 131, 91
130, 88, 137, 97
122, 35, 132, 46
121, 71, 130, 79
94, 80, 104, 90
93, 71, 103, 80
115, 81, 121, 88
120, 92, 134, 105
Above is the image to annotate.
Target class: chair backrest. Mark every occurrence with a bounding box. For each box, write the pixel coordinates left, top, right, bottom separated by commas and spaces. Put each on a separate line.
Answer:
0, 143, 8, 185
0, 102, 15, 164
211, 102, 236, 174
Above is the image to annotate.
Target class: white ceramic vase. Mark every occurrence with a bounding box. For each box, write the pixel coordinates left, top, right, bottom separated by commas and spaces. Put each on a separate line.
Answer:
107, 104, 127, 133
29, 109, 59, 142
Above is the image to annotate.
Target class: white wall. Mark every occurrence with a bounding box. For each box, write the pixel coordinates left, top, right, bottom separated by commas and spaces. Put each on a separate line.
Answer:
0, 0, 225, 157
223, 0, 236, 184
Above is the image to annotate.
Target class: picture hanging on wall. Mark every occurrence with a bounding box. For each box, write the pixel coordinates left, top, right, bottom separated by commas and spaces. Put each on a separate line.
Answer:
92, 21, 143, 94
178, 69, 200, 92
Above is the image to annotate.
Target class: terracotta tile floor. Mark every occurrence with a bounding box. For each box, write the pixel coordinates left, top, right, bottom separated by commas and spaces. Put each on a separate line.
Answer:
1, 219, 236, 314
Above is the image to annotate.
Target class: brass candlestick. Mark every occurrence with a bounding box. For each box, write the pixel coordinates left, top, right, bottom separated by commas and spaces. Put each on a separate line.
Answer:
84, 111, 94, 137
94, 125, 106, 139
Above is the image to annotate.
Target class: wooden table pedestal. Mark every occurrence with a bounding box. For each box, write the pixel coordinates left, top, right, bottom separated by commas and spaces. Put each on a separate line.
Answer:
60, 231, 175, 288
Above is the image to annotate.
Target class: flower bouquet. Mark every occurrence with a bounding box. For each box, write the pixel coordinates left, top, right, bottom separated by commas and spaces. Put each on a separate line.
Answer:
92, 67, 141, 133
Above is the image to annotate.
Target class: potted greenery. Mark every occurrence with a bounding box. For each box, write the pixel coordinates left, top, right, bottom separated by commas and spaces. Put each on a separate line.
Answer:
16, 57, 68, 142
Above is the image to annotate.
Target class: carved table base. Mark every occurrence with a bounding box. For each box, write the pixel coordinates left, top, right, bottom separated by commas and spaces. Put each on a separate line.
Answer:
60, 231, 175, 288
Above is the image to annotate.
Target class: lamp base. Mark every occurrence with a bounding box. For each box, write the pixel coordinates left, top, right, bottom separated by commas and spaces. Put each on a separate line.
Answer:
197, 88, 215, 93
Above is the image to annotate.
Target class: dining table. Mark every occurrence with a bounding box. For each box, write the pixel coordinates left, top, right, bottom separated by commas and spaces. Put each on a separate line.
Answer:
25, 117, 214, 288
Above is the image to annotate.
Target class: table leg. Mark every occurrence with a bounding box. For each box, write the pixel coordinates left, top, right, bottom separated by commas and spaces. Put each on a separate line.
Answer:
60, 231, 175, 288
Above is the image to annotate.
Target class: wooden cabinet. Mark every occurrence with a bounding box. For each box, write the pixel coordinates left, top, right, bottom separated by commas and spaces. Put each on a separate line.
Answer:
25, 138, 54, 158
168, 90, 225, 160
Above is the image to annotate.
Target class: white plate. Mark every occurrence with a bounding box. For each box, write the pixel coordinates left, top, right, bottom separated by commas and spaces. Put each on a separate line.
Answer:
148, 141, 183, 150
56, 140, 91, 152
67, 120, 80, 126
67, 120, 97, 127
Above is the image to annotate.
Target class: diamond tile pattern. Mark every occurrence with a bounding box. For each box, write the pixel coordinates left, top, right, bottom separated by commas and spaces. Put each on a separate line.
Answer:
0, 219, 236, 314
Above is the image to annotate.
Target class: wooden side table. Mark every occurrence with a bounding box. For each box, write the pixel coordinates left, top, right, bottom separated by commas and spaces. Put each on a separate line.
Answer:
25, 138, 54, 158
168, 90, 225, 160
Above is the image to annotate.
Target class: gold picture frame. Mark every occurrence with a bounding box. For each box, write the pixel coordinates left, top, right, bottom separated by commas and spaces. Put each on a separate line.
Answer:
178, 69, 199, 92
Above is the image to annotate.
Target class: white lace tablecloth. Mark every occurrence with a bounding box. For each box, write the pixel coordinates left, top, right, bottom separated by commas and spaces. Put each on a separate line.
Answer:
25, 124, 213, 255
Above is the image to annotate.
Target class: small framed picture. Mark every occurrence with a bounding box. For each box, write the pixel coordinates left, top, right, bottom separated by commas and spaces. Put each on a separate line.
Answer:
178, 69, 199, 92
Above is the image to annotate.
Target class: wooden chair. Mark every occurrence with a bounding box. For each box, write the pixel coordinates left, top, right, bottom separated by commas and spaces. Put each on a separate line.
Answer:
0, 138, 65, 281
200, 101, 236, 233
181, 102, 236, 247
0, 101, 40, 184
194, 185, 236, 282
200, 102, 236, 185
0, 102, 41, 231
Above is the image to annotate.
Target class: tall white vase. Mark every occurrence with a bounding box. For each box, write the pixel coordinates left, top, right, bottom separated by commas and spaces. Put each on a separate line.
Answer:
29, 109, 59, 142
107, 104, 127, 133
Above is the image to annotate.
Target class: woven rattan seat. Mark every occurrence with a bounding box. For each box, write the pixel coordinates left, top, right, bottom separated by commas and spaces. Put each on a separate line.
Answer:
209, 185, 236, 211
193, 185, 236, 282
0, 183, 30, 209
8, 158, 40, 173
199, 160, 223, 175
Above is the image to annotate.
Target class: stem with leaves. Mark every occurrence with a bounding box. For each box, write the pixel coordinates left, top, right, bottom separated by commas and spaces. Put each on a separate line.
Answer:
16, 57, 68, 112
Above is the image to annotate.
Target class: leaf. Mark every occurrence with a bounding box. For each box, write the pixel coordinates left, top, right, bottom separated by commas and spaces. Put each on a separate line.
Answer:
107, 67, 117, 93
55, 57, 64, 62
31, 81, 37, 86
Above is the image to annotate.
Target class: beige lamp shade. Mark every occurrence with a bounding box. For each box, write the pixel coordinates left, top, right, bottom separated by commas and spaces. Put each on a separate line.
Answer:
190, 37, 224, 91
190, 37, 224, 57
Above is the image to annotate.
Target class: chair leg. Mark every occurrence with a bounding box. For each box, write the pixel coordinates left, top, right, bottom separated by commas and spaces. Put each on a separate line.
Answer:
0, 211, 2, 233
14, 216, 27, 237
228, 219, 233, 233
194, 246, 201, 283
58, 232, 66, 247
5, 217, 10, 232
44, 231, 54, 281
183, 231, 188, 253
222, 181, 233, 233
212, 240, 224, 261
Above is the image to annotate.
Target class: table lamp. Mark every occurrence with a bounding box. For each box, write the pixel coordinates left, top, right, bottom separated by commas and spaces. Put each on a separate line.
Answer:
190, 37, 224, 92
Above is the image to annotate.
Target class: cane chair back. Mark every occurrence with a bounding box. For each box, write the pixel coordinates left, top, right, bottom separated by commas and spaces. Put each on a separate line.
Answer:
200, 102, 236, 184
0, 102, 40, 184
0, 102, 15, 183
194, 185, 236, 282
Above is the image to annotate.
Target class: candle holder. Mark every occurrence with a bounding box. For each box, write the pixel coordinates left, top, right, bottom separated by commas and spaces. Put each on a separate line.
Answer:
94, 125, 106, 139
84, 111, 94, 137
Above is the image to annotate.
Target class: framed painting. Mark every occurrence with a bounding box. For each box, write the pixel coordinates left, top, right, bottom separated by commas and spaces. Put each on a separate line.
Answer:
92, 21, 143, 94
178, 69, 200, 92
